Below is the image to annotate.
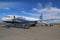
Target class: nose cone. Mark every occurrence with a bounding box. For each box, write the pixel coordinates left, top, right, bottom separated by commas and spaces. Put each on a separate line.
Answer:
1, 17, 12, 21
1, 18, 6, 21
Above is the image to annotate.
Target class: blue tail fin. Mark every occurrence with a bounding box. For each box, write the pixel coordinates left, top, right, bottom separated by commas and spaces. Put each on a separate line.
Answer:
39, 14, 43, 20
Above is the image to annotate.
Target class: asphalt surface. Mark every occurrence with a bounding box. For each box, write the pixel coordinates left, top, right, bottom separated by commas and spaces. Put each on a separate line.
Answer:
0, 26, 60, 40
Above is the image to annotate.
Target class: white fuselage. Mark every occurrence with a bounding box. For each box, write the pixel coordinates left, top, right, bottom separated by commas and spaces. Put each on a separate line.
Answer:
1, 15, 40, 22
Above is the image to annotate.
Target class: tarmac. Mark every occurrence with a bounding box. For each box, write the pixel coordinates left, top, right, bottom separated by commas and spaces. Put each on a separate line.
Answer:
0, 26, 60, 40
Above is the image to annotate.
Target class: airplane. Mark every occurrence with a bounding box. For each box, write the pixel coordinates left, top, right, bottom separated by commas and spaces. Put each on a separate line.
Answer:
1, 14, 60, 29
1, 14, 43, 29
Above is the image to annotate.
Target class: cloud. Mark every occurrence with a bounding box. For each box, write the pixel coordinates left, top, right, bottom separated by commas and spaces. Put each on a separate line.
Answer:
32, 8, 37, 11
37, 3, 43, 9
20, 10, 41, 18
31, 2, 60, 20
38, 7, 60, 19
0, 2, 26, 10
21, 11, 26, 13
0, 7, 10, 10
38, 7, 60, 13
32, 3, 43, 11
19, 2, 60, 21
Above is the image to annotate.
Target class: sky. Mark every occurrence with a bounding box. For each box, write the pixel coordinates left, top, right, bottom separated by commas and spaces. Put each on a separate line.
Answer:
0, 0, 60, 23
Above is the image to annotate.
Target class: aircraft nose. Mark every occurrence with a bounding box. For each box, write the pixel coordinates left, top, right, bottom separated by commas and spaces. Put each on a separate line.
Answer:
1, 17, 12, 21
1, 18, 6, 20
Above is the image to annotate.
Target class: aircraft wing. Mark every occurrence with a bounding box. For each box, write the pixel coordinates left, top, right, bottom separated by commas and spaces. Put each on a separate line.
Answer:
41, 19, 60, 21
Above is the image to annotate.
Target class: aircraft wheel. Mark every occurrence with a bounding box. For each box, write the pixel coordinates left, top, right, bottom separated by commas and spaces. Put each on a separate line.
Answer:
22, 24, 30, 29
